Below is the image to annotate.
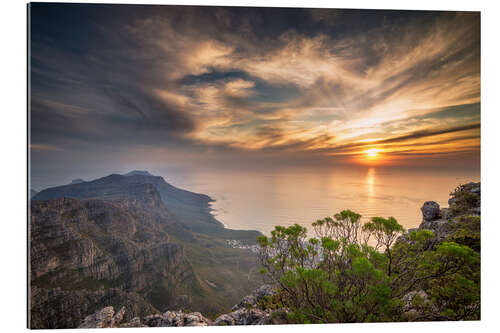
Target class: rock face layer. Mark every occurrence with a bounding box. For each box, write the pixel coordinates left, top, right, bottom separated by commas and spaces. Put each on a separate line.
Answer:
30, 172, 263, 328
29, 193, 197, 328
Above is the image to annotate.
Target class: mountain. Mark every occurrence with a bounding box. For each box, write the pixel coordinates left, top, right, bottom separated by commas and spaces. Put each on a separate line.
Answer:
33, 173, 259, 240
33, 173, 215, 230
69, 178, 85, 185
30, 188, 38, 198
30, 172, 263, 328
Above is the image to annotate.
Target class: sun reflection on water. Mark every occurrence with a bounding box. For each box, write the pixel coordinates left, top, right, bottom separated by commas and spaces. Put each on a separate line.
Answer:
366, 167, 376, 198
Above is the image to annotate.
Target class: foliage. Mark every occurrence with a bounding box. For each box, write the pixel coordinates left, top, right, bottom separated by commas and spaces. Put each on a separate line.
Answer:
445, 216, 481, 252
449, 184, 479, 216
257, 210, 480, 323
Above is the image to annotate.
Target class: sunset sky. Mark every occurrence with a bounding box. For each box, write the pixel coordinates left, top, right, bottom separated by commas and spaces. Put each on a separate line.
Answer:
29, 4, 480, 189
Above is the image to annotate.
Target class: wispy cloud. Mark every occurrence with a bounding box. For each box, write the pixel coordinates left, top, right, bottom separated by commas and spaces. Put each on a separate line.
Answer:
29, 4, 480, 172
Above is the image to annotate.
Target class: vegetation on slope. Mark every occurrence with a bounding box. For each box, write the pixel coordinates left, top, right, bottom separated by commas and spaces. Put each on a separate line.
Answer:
256, 188, 480, 323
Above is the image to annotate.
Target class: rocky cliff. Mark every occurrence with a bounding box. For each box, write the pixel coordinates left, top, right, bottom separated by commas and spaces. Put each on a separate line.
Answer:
30, 192, 198, 328
30, 172, 263, 328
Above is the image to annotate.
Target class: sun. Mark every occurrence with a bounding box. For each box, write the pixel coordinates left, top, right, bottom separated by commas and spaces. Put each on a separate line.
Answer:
364, 148, 381, 158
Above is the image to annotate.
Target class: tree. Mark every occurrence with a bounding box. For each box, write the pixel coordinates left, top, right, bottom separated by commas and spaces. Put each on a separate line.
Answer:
449, 184, 480, 216
257, 210, 480, 323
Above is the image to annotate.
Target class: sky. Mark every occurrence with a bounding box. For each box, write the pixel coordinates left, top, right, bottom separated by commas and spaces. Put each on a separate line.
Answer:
29, 3, 480, 189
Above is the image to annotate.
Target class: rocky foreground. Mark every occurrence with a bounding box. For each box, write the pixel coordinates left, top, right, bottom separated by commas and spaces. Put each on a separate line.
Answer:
79, 182, 480, 327
79, 285, 288, 327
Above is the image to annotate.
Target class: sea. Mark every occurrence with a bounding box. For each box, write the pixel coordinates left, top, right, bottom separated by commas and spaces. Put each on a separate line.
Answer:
159, 166, 479, 236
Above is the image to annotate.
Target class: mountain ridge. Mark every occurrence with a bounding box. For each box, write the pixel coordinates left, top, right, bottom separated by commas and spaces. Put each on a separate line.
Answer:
30, 171, 263, 328
33, 173, 218, 230
125, 170, 154, 177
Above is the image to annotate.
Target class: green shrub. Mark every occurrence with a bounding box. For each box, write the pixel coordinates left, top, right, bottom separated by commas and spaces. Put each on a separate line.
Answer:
257, 210, 480, 323
449, 185, 479, 216
445, 216, 480, 252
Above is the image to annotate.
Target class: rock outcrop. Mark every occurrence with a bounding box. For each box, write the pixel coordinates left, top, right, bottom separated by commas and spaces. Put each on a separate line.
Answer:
79, 306, 125, 328
214, 308, 271, 325
212, 284, 283, 325
142, 311, 213, 327
79, 308, 213, 328
404, 182, 481, 245
231, 284, 275, 310
421, 201, 441, 221
78, 285, 285, 328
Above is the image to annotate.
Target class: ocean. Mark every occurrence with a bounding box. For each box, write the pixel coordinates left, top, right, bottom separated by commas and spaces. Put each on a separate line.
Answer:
160, 166, 479, 236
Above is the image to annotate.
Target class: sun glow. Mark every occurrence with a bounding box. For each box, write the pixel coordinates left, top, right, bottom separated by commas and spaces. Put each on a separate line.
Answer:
365, 148, 381, 158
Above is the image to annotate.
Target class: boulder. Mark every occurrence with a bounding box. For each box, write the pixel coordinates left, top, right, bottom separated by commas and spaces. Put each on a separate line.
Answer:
213, 313, 236, 326
142, 311, 212, 327
421, 201, 440, 221
80, 307, 213, 328
184, 312, 212, 326
215, 285, 286, 326
231, 284, 275, 310
215, 308, 271, 325
78, 306, 125, 328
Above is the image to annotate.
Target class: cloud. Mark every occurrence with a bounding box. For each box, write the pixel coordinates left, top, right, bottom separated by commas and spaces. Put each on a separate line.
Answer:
29, 4, 480, 175
374, 123, 480, 145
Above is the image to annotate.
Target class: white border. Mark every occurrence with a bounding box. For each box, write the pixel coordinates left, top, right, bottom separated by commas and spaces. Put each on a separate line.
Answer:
1, 0, 499, 332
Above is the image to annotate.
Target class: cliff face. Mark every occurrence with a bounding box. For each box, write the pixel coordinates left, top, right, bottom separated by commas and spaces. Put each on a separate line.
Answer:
30, 286, 159, 329
30, 187, 198, 328
30, 189, 189, 277
30, 172, 263, 328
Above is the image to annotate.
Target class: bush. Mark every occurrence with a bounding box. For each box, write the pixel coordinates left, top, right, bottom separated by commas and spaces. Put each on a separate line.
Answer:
445, 216, 480, 252
449, 185, 479, 216
257, 210, 480, 323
